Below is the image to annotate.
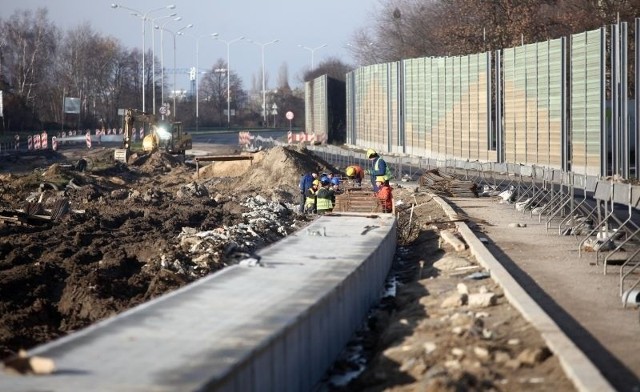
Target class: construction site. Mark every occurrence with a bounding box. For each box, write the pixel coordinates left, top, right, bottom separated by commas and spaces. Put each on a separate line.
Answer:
0, 137, 599, 391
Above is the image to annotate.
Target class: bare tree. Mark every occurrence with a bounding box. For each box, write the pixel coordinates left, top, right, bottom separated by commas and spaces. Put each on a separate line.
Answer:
303, 57, 353, 82
1, 8, 58, 127
277, 62, 290, 91
199, 58, 245, 126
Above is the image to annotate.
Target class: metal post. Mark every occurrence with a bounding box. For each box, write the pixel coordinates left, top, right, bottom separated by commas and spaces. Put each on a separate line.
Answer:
215, 36, 244, 128
249, 39, 278, 126
298, 44, 327, 69
150, 13, 177, 115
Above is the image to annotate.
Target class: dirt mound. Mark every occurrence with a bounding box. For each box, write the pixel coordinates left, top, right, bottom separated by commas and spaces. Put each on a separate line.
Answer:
230, 145, 337, 196
131, 150, 182, 174
196, 151, 267, 178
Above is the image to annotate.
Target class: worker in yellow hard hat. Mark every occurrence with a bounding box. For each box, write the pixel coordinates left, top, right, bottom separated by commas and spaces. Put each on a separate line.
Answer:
345, 165, 364, 186
304, 179, 320, 214
364, 148, 392, 191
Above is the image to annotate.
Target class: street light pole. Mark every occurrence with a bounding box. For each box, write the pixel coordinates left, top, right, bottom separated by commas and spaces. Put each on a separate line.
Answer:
157, 24, 193, 120
149, 13, 177, 115
248, 39, 278, 126
157, 17, 182, 107
179, 32, 218, 132
111, 3, 176, 112
298, 43, 327, 69
215, 36, 244, 128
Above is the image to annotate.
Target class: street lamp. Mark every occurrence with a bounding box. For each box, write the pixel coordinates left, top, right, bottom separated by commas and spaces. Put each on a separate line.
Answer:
178, 32, 218, 131
247, 39, 278, 126
156, 17, 182, 107
157, 24, 193, 120
298, 43, 327, 69
149, 13, 177, 115
111, 3, 176, 112
214, 36, 244, 127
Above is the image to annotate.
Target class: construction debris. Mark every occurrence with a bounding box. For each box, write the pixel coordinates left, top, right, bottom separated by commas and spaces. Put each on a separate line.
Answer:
419, 169, 479, 197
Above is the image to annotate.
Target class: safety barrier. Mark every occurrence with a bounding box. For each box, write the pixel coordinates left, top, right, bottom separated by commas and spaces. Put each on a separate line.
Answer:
0, 213, 396, 391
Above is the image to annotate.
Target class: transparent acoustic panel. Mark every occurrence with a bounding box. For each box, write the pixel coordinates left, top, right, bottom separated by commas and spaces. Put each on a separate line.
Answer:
513, 46, 527, 164
571, 29, 603, 176
437, 58, 447, 156
453, 56, 462, 159
425, 58, 433, 155
525, 43, 539, 165
444, 58, 454, 157
390, 64, 399, 150
548, 38, 564, 169
503, 48, 516, 163
417, 58, 426, 156
460, 55, 471, 160
477, 53, 490, 161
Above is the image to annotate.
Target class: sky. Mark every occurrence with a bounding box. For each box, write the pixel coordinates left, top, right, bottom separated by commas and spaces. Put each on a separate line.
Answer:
0, 0, 380, 92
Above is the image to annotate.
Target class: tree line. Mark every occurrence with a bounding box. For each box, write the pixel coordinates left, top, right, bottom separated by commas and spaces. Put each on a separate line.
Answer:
349, 0, 640, 67
0, 8, 316, 133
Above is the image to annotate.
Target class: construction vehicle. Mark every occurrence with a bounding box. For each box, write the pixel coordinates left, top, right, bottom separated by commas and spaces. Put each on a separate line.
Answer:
114, 109, 192, 163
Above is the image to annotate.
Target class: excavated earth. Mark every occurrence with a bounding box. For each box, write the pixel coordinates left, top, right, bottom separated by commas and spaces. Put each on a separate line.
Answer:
0, 144, 574, 390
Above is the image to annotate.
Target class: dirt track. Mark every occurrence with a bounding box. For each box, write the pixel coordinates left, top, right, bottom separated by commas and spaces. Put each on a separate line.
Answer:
0, 144, 574, 390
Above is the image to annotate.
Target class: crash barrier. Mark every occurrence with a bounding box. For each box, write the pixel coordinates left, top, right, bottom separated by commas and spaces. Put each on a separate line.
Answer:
0, 213, 397, 392
308, 145, 640, 309
287, 131, 316, 144
237, 131, 288, 151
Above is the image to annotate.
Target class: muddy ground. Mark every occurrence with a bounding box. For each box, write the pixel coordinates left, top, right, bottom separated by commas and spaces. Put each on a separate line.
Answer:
0, 144, 574, 390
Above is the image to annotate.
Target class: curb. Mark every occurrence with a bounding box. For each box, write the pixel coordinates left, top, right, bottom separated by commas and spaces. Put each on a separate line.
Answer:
430, 194, 614, 392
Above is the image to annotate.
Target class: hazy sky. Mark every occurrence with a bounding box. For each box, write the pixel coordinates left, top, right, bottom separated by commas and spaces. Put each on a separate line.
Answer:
0, 0, 381, 91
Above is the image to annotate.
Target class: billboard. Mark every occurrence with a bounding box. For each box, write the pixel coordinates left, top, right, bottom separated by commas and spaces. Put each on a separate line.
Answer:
64, 97, 80, 114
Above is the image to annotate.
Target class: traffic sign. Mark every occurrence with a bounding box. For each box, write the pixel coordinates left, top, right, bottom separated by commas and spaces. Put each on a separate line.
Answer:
159, 106, 167, 115
286, 111, 294, 120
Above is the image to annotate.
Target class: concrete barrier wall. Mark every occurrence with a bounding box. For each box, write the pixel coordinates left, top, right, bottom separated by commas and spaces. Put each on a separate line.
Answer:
0, 213, 396, 392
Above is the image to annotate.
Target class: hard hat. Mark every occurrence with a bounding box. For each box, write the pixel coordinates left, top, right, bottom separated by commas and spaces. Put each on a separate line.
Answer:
320, 175, 329, 183
366, 149, 377, 159
331, 177, 341, 186
375, 176, 386, 183
346, 166, 356, 177
312, 179, 320, 186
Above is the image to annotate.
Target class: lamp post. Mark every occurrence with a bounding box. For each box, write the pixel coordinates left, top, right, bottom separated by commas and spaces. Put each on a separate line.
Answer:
248, 39, 278, 126
156, 17, 182, 107
111, 3, 176, 112
215, 36, 244, 127
178, 32, 218, 132
149, 13, 177, 115
297, 43, 327, 69
158, 24, 193, 120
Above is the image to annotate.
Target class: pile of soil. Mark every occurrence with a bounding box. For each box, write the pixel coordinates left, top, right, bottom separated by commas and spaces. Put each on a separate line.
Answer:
0, 145, 329, 358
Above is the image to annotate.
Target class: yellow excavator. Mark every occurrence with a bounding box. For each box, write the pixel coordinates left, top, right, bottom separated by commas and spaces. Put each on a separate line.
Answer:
114, 109, 192, 163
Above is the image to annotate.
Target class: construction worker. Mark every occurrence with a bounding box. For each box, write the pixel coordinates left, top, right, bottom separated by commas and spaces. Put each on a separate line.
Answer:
299, 171, 318, 213
304, 179, 320, 214
365, 149, 392, 191
345, 165, 365, 186
375, 176, 393, 213
330, 177, 342, 206
316, 177, 334, 214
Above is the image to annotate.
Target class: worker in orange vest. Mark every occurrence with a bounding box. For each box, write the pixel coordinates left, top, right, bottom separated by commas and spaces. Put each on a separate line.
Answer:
375, 176, 393, 213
